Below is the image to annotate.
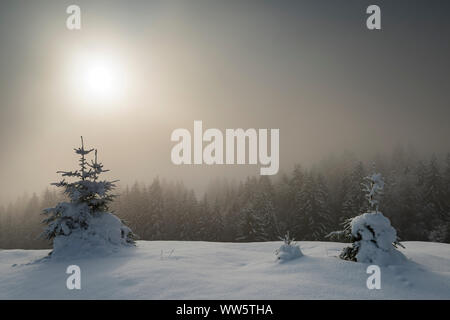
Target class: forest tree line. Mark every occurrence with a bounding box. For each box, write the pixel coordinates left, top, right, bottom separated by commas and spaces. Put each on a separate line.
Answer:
1, 147, 450, 249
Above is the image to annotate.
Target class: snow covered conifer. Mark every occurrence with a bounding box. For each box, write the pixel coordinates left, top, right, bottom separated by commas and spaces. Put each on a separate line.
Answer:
236, 205, 266, 241
275, 231, 303, 262
42, 137, 135, 257
336, 172, 405, 265
341, 162, 367, 221
423, 155, 449, 241
293, 173, 331, 241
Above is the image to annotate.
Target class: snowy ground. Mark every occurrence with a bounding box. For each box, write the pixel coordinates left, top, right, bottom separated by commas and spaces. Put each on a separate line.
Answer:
0, 241, 449, 299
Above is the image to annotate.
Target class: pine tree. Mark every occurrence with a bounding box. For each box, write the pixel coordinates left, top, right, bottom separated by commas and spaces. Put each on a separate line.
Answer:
383, 167, 421, 240
444, 153, 450, 242
21, 193, 41, 248
445, 153, 450, 189
197, 194, 211, 240
423, 155, 448, 241
147, 177, 165, 240
128, 182, 146, 238
236, 177, 271, 242
294, 173, 330, 241
289, 166, 305, 240
256, 176, 279, 240
336, 172, 404, 264
42, 137, 135, 256
195, 194, 224, 241
273, 173, 292, 235
316, 174, 333, 236
236, 205, 266, 242
0, 205, 5, 248
416, 160, 426, 187
223, 201, 241, 241
341, 162, 367, 221
210, 197, 225, 241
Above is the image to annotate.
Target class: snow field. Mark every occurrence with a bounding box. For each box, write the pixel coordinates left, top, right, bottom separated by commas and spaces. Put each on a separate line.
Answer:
0, 241, 449, 299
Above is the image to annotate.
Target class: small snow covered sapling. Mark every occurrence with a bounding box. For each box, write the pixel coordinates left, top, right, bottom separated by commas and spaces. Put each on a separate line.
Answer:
336, 172, 405, 265
275, 231, 303, 262
42, 137, 135, 256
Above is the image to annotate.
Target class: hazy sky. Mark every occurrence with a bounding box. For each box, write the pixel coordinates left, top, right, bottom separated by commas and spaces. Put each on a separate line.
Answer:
1, 0, 449, 203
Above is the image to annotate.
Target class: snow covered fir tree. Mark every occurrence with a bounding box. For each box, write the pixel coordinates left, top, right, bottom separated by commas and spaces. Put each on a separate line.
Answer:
275, 231, 303, 262
331, 171, 405, 265
42, 137, 135, 257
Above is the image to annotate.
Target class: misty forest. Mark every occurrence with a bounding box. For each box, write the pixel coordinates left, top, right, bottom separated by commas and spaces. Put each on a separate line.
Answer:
1, 146, 449, 250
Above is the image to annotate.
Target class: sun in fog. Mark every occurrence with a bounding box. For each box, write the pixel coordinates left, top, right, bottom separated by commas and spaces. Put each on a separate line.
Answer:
69, 50, 127, 105
84, 59, 118, 97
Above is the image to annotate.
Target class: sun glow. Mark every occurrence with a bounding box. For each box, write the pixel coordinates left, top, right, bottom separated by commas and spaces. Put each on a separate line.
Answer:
69, 50, 127, 105
85, 60, 118, 96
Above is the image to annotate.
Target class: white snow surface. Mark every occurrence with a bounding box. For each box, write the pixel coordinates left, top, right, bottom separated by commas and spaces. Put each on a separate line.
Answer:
0, 241, 449, 299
